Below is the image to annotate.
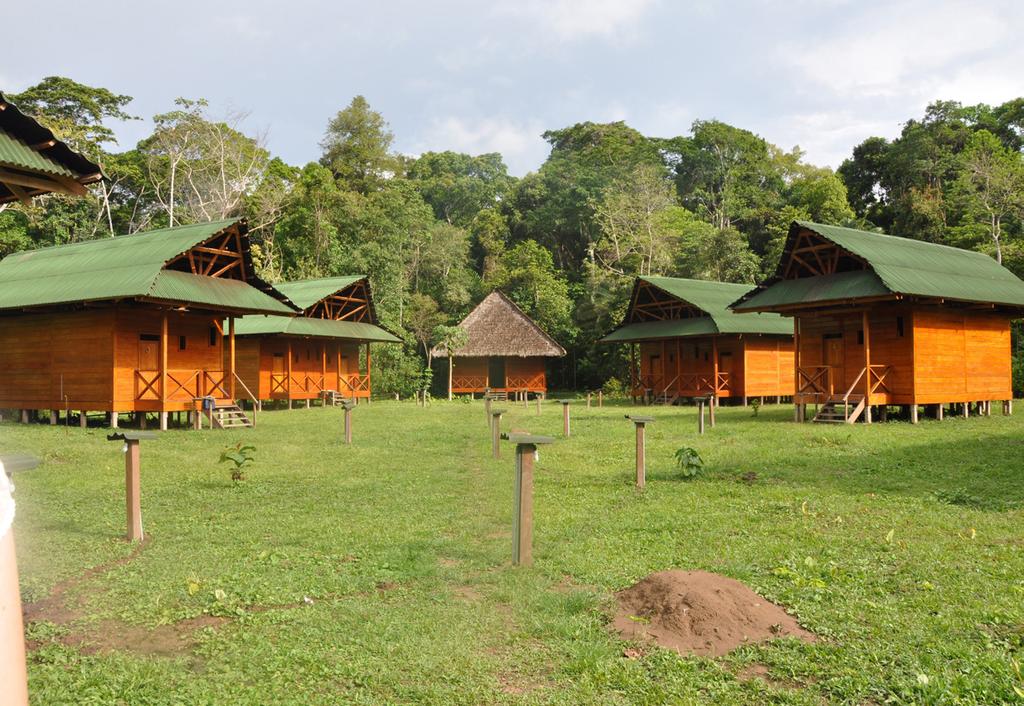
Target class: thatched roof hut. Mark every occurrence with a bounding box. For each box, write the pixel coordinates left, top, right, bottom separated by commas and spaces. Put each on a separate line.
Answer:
433, 291, 564, 397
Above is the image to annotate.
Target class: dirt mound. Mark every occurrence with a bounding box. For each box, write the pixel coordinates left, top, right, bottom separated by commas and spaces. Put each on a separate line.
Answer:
612, 570, 814, 656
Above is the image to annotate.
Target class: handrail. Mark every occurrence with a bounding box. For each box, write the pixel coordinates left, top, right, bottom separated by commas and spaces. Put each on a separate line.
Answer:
841, 367, 867, 419
868, 364, 892, 395
232, 372, 259, 426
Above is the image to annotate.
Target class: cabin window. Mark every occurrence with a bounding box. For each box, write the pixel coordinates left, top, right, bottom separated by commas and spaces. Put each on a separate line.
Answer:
140, 334, 159, 342
178, 335, 187, 351
209, 327, 218, 346
896, 316, 905, 337
857, 330, 864, 345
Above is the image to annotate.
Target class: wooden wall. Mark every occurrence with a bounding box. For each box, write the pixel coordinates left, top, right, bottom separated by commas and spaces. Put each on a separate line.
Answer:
795, 304, 1012, 404
0, 309, 114, 409
912, 308, 1012, 403
0, 306, 227, 412
637, 335, 793, 398
449, 356, 548, 393
233, 337, 369, 401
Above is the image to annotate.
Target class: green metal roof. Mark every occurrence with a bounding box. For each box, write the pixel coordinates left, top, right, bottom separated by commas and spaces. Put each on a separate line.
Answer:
736, 221, 1024, 311
0, 130, 77, 178
0, 219, 294, 314
233, 315, 400, 342
600, 276, 794, 342
274, 276, 364, 311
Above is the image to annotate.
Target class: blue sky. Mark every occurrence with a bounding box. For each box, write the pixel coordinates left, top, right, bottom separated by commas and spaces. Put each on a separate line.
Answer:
5, 0, 1023, 175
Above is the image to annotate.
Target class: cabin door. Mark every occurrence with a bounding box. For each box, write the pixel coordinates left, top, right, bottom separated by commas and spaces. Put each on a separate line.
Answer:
272, 352, 285, 373
823, 336, 844, 394
649, 354, 663, 387
139, 334, 159, 371
488, 357, 506, 389
718, 352, 733, 392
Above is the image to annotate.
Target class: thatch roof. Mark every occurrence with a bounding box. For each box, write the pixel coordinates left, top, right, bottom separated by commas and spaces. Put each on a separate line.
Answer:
432, 291, 566, 358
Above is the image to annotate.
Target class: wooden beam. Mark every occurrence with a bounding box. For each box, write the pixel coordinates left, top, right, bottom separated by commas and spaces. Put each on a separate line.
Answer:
0, 168, 80, 196
5, 182, 32, 207
160, 313, 168, 410
228, 317, 236, 400
862, 310, 872, 424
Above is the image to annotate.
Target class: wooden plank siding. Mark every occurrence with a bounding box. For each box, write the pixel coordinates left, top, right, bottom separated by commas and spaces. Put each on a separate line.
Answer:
232, 338, 370, 402
793, 303, 1012, 405
449, 356, 548, 394
636, 335, 793, 398
0, 306, 229, 412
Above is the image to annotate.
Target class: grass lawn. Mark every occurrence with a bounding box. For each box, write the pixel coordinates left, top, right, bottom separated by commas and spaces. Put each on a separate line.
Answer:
7, 399, 1024, 704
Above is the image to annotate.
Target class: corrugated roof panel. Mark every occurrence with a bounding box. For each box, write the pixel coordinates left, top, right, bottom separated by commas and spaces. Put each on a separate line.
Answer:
599, 318, 719, 342
234, 315, 400, 342
149, 271, 294, 314
0, 130, 76, 177
274, 276, 364, 311
735, 221, 1024, 310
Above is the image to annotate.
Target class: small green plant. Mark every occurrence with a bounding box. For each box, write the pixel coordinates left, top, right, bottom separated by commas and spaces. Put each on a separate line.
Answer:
673, 446, 704, 479
601, 376, 628, 398
750, 398, 761, 417
220, 443, 256, 482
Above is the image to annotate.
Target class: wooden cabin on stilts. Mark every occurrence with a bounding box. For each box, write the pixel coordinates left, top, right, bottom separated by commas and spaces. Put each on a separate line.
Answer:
0, 219, 296, 429
231, 276, 399, 408
432, 291, 566, 400
732, 221, 1024, 423
600, 277, 795, 406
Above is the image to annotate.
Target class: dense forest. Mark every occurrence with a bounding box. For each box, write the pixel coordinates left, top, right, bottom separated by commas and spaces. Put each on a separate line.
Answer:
4, 77, 1024, 393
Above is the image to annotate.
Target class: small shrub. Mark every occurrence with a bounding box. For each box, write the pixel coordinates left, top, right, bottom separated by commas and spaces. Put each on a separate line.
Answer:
750, 398, 761, 417
673, 446, 704, 479
601, 376, 628, 398
220, 443, 256, 482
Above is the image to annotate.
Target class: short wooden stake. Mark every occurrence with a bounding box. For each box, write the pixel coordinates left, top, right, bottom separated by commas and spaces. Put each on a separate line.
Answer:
344, 408, 352, 444
910, 405, 918, 424
598, 390, 603, 407
626, 415, 654, 490
587, 392, 592, 408
698, 399, 706, 435
79, 411, 87, 429
159, 412, 168, 431
491, 410, 504, 459
49, 410, 57, 425
709, 397, 716, 428
125, 440, 143, 542
512, 443, 535, 566
20, 409, 28, 424
963, 402, 969, 418
110, 412, 119, 428
561, 401, 571, 437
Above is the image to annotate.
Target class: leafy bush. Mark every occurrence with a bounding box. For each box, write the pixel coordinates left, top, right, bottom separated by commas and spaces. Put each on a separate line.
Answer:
220, 443, 256, 482
601, 376, 628, 398
673, 446, 704, 479
750, 398, 761, 417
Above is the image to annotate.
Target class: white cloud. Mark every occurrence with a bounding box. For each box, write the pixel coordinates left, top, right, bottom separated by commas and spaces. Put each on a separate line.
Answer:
766, 110, 901, 168
782, 0, 1018, 98
415, 116, 550, 176
493, 0, 658, 41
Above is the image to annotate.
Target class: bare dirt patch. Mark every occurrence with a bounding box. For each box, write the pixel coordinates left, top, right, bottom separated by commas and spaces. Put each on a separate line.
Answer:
65, 615, 230, 657
612, 570, 815, 657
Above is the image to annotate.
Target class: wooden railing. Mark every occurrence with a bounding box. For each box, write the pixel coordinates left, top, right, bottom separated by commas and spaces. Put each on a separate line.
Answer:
452, 375, 489, 390
340, 374, 370, 395
268, 373, 328, 397
868, 364, 892, 396
797, 366, 830, 399
232, 372, 259, 426
135, 369, 228, 401
505, 374, 545, 391
842, 367, 867, 419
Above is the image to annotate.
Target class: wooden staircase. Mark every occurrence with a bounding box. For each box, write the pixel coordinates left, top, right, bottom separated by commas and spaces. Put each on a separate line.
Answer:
813, 394, 866, 424
651, 390, 679, 405
207, 402, 253, 429
322, 390, 345, 406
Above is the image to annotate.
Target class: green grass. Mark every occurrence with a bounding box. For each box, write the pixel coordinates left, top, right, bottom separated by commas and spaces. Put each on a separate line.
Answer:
7, 399, 1024, 704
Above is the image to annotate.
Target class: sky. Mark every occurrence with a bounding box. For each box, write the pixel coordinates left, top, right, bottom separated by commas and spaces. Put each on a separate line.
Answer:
4, 0, 1024, 176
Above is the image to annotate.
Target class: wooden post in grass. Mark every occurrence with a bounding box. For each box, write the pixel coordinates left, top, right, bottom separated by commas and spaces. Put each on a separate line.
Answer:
587, 392, 592, 408
107, 431, 158, 543
340, 399, 355, 444
504, 432, 554, 567
626, 416, 654, 490
490, 409, 505, 458
697, 398, 706, 435
536, 395, 542, 415
484, 392, 492, 422
559, 400, 571, 437
598, 390, 603, 407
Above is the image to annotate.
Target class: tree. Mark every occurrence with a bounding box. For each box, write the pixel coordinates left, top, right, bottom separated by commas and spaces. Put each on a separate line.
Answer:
433, 325, 469, 399
319, 96, 399, 193
953, 130, 1024, 263
491, 240, 575, 345
407, 151, 513, 227
470, 208, 509, 282
672, 210, 760, 283
139, 98, 270, 226
592, 163, 680, 276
